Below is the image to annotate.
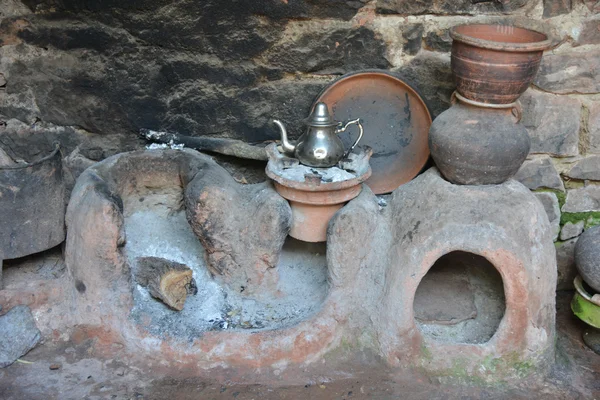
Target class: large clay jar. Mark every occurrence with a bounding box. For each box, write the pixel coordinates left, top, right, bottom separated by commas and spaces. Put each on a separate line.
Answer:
0, 144, 65, 287
575, 226, 600, 293
429, 101, 530, 185
450, 24, 552, 105
0, 144, 65, 259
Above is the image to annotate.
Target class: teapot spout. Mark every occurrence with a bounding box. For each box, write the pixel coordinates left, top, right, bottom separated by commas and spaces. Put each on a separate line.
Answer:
273, 119, 295, 155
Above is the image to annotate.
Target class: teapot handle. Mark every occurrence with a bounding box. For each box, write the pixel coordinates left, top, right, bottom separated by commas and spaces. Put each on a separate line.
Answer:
336, 118, 364, 158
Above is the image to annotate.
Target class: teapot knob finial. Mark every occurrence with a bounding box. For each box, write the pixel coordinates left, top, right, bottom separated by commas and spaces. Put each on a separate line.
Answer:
306, 102, 337, 127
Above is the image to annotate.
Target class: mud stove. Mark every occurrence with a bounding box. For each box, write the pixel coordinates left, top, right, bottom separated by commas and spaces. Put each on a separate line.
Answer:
59, 145, 556, 384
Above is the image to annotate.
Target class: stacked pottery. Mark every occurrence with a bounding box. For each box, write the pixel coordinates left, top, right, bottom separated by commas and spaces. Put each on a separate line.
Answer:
429, 24, 552, 185
573, 226, 600, 354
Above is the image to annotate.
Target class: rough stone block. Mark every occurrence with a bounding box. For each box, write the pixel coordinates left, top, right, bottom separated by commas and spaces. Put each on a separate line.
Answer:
402, 23, 424, 56
562, 185, 600, 212
514, 156, 564, 191
535, 192, 561, 241
395, 51, 453, 118
0, 9, 335, 143
424, 28, 451, 53
21, 0, 364, 20
585, 0, 600, 13
236, 79, 330, 141
589, 102, 600, 154
520, 89, 580, 156
565, 155, 600, 181
576, 18, 600, 46
543, 0, 572, 18
0, 0, 31, 18
556, 238, 578, 290
561, 221, 585, 241
0, 305, 41, 368
534, 50, 600, 94
0, 118, 139, 166
376, 0, 528, 15
265, 26, 390, 74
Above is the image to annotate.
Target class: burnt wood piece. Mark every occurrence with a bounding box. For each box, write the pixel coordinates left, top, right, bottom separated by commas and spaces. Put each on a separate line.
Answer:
135, 257, 194, 311
140, 129, 269, 161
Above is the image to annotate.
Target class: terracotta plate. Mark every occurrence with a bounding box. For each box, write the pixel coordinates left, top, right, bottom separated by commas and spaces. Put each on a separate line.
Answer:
315, 71, 432, 194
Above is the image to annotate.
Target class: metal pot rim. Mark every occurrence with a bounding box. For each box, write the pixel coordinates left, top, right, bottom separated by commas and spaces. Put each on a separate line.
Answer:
450, 23, 553, 53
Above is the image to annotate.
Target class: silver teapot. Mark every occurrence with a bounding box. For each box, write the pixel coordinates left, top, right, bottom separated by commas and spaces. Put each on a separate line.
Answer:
273, 102, 363, 168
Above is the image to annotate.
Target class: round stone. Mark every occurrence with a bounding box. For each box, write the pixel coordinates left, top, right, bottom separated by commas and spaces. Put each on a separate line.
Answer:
575, 225, 600, 293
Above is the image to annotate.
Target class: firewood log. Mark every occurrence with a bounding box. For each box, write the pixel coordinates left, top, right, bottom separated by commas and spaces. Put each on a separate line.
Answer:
135, 257, 193, 311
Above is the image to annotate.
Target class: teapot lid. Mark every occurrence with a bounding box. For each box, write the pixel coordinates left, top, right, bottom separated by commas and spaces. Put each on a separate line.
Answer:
304, 102, 338, 127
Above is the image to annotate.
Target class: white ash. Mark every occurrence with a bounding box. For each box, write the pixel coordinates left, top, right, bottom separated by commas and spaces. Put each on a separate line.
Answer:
146, 143, 169, 150
169, 141, 184, 150
126, 207, 225, 339
279, 164, 356, 183
145, 140, 185, 150
142, 129, 168, 140
124, 192, 328, 342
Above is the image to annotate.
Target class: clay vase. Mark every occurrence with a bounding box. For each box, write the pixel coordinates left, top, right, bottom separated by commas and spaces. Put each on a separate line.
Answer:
429, 102, 530, 185
450, 24, 552, 105
575, 226, 600, 293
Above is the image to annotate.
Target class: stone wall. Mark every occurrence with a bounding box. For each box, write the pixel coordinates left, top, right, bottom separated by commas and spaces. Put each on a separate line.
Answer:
0, 1, 598, 288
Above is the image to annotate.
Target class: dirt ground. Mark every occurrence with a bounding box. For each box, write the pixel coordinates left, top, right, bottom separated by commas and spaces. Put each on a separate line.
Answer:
0, 291, 598, 400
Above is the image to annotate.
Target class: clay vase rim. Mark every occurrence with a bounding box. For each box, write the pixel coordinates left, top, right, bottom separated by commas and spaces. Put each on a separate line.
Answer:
450, 24, 553, 53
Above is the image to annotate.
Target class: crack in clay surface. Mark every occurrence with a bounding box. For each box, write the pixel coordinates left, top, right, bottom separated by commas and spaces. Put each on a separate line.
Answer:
124, 193, 328, 341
